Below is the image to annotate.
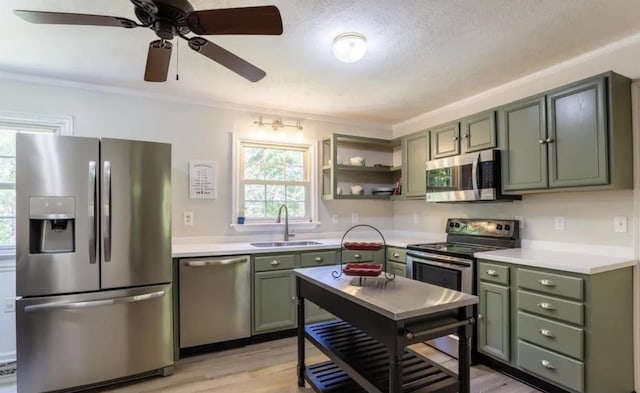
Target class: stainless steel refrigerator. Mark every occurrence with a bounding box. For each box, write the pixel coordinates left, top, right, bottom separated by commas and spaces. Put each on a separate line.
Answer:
15, 134, 173, 393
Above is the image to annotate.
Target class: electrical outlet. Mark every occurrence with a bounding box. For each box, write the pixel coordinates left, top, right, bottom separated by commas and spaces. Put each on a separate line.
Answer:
614, 216, 628, 233
4, 298, 15, 313
332, 215, 339, 224
554, 216, 565, 231
412, 213, 419, 225
351, 213, 358, 224
183, 211, 194, 226
514, 216, 524, 229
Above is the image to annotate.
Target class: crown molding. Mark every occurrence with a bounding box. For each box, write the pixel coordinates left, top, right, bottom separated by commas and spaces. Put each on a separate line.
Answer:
0, 70, 392, 132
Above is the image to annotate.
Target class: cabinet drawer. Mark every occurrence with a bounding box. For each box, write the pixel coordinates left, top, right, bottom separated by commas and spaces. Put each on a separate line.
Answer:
518, 312, 584, 360
478, 262, 509, 285
518, 269, 584, 301
518, 291, 583, 326
341, 250, 373, 263
518, 340, 584, 392
387, 247, 406, 263
255, 254, 297, 271
300, 251, 337, 267
387, 261, 407, 277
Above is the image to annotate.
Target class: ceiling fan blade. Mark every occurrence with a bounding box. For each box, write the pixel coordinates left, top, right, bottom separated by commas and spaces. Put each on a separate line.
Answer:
188, 37, 266, 82
144, 40, 173, 82
14, 10, 138, 28
187, 6, 283, 35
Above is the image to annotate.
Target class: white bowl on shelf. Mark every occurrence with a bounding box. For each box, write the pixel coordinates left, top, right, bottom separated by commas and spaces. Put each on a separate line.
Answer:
349, 156, 366, 166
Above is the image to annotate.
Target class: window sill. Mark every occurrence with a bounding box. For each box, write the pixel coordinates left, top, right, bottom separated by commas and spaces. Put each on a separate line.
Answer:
230, 221, 321, 233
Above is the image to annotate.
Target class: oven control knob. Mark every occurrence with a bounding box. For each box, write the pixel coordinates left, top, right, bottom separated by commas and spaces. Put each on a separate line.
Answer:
496, 224, 503, 230
454, 222, 460, 228
504, 224, 511, 231
449, 222, 454, 228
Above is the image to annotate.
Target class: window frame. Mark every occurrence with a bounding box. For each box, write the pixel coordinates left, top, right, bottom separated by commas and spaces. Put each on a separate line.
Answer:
0, 111, 73, 260
231, 134, 319, 232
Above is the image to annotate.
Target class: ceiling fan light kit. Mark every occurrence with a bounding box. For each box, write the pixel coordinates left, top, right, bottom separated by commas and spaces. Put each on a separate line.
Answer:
332, 32, 367, 63
13, 0, 283, 83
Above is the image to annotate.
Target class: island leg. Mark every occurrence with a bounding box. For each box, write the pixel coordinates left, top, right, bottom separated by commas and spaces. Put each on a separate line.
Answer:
388, 327, 403, 393
458, 306, 473, 393
296, 278, 306, 387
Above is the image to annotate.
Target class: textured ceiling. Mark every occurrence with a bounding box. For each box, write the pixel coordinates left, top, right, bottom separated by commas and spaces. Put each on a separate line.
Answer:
1, 0, 640, 125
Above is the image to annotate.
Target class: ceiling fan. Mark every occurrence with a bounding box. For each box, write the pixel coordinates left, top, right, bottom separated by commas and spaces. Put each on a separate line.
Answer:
14, 0, 283, 82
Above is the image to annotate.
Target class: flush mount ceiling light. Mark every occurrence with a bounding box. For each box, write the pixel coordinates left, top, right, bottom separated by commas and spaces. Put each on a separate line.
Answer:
332, 32, 367, 63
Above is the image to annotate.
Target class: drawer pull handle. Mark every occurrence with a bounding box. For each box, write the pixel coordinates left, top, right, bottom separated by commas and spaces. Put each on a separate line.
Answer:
354, 254, 362, 259
486, 269, 498, 276
538, 302, 556, 311
393, 253, 400, 258
270, 260, 280, 266
539, 279, 555, 287
540, 360, 555, 369
539, 329, 555, 338
314, 257, 323, 262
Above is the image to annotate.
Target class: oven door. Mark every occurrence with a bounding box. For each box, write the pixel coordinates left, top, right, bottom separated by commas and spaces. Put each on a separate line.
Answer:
425, 149, 498, 202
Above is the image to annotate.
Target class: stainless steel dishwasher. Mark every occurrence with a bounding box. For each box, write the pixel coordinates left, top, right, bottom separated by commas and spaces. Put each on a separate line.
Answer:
179, 255, 251, 348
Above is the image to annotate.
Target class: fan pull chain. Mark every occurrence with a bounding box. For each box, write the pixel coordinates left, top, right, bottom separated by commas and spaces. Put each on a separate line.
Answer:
176, 39, 180, 81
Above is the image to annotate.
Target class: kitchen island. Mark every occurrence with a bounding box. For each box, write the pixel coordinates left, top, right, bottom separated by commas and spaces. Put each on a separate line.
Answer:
294, 266, 478, 393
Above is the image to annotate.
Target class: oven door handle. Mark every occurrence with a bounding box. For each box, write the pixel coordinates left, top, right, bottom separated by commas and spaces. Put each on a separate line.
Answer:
472, 152, 481, 200
410, 258, 471, 271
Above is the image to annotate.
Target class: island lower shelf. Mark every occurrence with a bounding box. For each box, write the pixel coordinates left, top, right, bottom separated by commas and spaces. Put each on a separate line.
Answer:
304, 319, 458, 393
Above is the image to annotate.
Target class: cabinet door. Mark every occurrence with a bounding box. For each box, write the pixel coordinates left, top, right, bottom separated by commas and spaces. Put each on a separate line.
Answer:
253, 270, 296, 334
387, 261, 407, 278
402, 131, 429, 198
500, 96, 548, 191
547, 78, 608, 188
305, 300, 334, 324
461, 111, 497, 153
431, 122, 460, 158
478, 282, 510, 362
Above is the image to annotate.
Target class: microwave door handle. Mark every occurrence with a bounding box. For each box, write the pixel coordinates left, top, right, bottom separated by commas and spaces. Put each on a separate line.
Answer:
472, 153, 480, 200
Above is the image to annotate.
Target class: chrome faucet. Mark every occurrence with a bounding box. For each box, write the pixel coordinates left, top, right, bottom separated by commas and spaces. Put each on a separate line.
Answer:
276, 204, 294, 241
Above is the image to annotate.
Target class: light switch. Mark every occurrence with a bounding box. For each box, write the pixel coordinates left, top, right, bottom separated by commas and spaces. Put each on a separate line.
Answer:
332, 215, 339, 224
614, 216, 628, 233
554, 216, 565, 231
351, 213, 358, 224
184, 211, 194, 226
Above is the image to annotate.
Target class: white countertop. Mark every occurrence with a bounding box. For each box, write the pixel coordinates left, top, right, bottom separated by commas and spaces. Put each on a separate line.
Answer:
474, 248, 637, 275
294, 265, 478, 320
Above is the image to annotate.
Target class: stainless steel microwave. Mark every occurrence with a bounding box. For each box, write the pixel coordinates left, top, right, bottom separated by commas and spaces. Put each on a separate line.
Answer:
425, 149, 520, 202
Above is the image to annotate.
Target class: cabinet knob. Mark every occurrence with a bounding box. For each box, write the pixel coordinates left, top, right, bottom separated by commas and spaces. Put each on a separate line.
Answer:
538, 139, 546, 144
545, 137, 554, 143
270, 260, 280, 266
538, 279, 555, 287
539, 328, 555, 338
538, 302, 556, 311
462, 134, 469, 139
393, 253, 400, 258
540, 360, 555, 369
478, 314, 483, 320
314, 257, 323, 262
354, 254, 362, 259
486, 269, 498, 276
453, 136, 459, 141
291, 296, 296, 302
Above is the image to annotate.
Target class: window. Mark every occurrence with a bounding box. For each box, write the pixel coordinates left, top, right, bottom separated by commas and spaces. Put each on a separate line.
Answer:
238, 141, 311, 222
0, 113, 72, 255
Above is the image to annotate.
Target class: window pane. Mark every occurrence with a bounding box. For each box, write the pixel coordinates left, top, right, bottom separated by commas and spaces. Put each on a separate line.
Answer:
285, 150, 303, 166
286, 202, 305, 218
286, 185, 305, 201
244, 147, 265, 180
0, 129, 16, 156
285, 166, 303, 181
266, 185, 285, 201
265, 202, 283, 218
0, 218, 15, 247
0, 158, 15, 183
245, 202, 265, 218
0, 190, 15, 216
244, 185, 265, 201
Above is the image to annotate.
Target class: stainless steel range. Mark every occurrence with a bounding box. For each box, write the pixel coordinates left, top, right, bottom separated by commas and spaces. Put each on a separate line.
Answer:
406, 218, 520, 358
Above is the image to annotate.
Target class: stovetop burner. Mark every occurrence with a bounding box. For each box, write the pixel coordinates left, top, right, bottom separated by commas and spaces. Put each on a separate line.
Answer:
410, 242, 504, 256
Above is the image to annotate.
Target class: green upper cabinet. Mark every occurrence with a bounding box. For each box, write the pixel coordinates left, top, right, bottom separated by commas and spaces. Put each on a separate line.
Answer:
401, 130, 429, 198
460, 110, 497, 153
431, 121, 460, 159
501, 96, 548, 191
547, 78, 607, 188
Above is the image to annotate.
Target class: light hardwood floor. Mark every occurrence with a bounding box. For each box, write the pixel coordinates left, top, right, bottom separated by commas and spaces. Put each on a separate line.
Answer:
95, 337, 541, 393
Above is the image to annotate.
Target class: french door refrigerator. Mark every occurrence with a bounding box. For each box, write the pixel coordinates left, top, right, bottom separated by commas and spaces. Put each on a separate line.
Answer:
15, 134, 173, 393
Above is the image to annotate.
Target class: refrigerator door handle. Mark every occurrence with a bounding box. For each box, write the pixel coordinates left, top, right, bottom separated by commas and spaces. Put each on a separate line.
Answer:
88, 161, 97, 264
103, 160, 112, 262
23, 290, 166, 313
184, 258, 248, 267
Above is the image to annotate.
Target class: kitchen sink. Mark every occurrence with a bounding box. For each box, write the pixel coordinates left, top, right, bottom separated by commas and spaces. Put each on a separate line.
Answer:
250, 241, 323, 247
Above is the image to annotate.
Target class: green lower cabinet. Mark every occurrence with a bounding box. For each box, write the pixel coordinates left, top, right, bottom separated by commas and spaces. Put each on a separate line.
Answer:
518, 340, 584, 392
305, 300, 333, 324
478, 281, 510, 362
386, 261, 406, 278
253, 270, 296, 334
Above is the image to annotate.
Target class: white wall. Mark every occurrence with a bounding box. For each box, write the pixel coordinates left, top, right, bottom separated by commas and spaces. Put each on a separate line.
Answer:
0, 262, 15, 364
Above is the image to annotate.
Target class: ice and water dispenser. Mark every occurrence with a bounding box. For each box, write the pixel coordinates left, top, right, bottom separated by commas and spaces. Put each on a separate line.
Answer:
29, 196, 75, 254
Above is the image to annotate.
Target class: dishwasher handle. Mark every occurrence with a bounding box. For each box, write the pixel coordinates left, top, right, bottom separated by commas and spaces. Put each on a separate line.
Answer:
184, 257, 248, 267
